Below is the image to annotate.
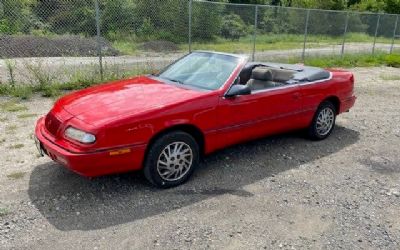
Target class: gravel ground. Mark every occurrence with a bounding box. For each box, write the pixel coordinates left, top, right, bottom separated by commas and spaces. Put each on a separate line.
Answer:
0, 67, 399, 249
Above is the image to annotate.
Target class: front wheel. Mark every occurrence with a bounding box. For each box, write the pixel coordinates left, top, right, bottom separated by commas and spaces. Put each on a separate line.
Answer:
143, 131, 199, 188
308, 101, 336, 140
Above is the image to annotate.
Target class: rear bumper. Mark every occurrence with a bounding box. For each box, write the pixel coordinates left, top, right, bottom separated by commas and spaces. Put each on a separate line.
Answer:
35, 117, 147, 177
340, 95, 356, 113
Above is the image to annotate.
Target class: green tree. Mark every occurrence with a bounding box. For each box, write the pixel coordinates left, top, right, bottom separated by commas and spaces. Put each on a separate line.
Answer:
33, 0, 95, 36
351, 0, 386, 12
133, 0, 188, 42
101, 0, 136, 38
384, 0, 400, 13
0, 0, 38, 34
220, 13, 247, 40
192, 1, 224, 41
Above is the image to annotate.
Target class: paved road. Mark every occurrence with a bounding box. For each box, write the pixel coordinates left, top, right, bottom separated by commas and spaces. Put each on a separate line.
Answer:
0, 42, 396, 84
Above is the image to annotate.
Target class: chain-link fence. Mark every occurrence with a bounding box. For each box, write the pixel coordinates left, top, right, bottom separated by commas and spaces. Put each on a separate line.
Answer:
0, 0, 399, 85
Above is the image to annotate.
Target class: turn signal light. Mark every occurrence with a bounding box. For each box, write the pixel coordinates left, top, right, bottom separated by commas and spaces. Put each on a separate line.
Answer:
109, 148, 131, 156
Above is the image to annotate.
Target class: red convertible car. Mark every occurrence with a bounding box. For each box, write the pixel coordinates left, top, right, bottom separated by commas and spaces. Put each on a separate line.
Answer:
35, 51, 356, 187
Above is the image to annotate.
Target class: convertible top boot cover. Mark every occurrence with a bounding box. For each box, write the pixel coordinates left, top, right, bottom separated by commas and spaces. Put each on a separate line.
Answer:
243, 62, 331, 84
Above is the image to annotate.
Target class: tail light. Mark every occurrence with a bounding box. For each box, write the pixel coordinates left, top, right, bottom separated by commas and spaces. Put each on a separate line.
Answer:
45, 113, 62, 136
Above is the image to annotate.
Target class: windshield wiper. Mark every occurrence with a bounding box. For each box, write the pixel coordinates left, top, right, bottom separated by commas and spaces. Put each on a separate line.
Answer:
164, 77, 185, 85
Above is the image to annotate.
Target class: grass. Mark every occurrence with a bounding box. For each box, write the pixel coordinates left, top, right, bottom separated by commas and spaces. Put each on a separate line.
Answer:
0, 101, 28, 112
6, 171, 26, 180
17, 113, 37, 119
6, 125, 17, 131
286, 53, 400, 68
0, 207, 9, 217
113, 40, 139, 55
8, 144, 24, 149
113, 32, 395, 55
189, 34, 328, 53
0, 66, 152, 100
380, 74, 400, 81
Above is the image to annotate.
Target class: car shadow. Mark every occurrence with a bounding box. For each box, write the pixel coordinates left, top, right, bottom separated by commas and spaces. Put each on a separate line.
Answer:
28, 126, 359, 231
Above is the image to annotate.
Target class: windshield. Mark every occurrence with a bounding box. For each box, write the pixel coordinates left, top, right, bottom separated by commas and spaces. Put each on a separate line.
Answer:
157, 52, 242, 90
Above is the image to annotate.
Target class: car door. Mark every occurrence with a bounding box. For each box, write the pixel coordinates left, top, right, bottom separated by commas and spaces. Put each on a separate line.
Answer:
214, 84, 303, 147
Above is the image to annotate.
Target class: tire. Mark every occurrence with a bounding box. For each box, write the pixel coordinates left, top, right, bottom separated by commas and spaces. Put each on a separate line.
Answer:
143, 131, 199, 188
308, 101, 337, 140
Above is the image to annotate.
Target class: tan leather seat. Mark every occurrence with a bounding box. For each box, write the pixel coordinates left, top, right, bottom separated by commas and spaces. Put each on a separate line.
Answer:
246, 68, 276, 91
271, 68, 295, 82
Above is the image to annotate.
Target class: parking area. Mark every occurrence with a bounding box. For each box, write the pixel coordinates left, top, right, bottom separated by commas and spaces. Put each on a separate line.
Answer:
0, 67, 399, 249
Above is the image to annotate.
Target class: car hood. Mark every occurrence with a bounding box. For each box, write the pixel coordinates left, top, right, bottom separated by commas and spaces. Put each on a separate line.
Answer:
55, 76, 209, 126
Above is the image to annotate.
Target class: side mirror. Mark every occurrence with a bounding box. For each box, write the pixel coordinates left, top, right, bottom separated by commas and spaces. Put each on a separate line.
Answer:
225, 84, 251, 98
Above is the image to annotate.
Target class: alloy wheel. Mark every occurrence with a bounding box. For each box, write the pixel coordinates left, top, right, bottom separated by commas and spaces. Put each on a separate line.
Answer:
316, 107, 335, 136
156, 141, 193, 182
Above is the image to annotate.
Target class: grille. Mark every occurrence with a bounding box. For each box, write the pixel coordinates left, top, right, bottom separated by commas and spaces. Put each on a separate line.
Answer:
45, 113, 62, 136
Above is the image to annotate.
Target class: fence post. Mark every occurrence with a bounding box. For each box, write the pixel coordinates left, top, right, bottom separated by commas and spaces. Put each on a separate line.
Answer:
302, 9, 310, 62
390, 15, 399, 54
188, 0, 193, 53
252, 5, 258, 62
95, 0, 103, 80
372, 14, 381, 55
341, 12, 349, 58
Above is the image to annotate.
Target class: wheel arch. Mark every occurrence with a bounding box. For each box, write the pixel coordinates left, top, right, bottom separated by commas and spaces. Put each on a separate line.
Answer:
321, 96, 340, 114
144, 124, 205, 163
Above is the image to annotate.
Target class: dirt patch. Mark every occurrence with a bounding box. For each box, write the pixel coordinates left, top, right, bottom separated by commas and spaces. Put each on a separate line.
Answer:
139, 40, 179, 52
0, 35, 120, 58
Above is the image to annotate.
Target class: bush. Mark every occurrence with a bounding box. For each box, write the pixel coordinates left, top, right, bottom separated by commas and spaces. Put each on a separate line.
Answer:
192, 2, 223, 41
384, 54, 400, 68
137, 18, 155, 41
220, 14, 247, 41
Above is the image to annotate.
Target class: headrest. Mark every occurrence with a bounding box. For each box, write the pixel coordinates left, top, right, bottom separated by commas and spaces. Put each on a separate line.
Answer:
273, 69, 295, 82
251, 67, 273, 81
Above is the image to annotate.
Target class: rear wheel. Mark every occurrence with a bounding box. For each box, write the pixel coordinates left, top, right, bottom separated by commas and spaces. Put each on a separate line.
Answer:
144, 131, 199, 188
308, 101, 336, 140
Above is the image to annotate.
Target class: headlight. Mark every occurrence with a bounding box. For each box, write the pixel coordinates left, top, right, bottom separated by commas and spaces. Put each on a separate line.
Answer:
65, 127, 96, 144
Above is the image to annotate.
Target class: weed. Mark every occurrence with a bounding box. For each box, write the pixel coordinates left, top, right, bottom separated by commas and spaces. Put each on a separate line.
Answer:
112, 40, 138, 55
10, 85, 33, 100
6, 125, 17, 131
0, 101, 28, 112
5, 59, 17, 87
17, 113, 37, 119
385, 54, 400, 68
380, 74, 400, 81
0, 207, 9, 217
286, 53, 400, 68
9, 144, 24, 149
7, 171, 26, 180
41, 85, 61, 98
23, 60, 57, 90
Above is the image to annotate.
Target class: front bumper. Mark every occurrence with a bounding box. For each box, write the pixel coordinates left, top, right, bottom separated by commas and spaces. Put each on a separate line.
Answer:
35, 117, 147, 177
